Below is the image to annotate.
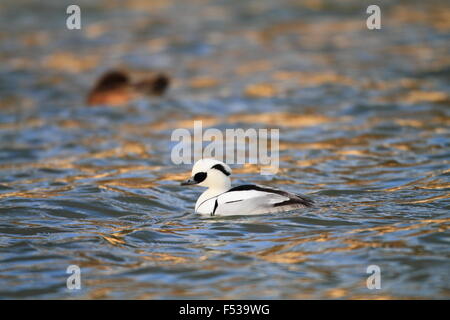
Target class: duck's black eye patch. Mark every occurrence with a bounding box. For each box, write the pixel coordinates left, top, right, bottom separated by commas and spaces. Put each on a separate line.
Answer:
194, 172, 207, 183
212, 164, 230, 176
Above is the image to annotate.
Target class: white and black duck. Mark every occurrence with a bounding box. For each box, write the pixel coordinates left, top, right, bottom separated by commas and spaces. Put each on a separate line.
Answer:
181, 159, 313, 216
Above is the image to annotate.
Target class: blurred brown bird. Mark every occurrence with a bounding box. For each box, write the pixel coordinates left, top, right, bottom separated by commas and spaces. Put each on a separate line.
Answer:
86, 70, 170, 106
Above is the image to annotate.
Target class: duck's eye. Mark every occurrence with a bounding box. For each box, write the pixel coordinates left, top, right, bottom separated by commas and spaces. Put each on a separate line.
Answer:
193, 172, 207, 183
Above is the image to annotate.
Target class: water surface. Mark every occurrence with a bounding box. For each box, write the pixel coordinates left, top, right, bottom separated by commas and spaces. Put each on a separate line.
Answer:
0, 0, 449, 299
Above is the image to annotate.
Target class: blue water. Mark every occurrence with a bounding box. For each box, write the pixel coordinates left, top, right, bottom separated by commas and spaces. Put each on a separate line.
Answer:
0, 0, 449, 299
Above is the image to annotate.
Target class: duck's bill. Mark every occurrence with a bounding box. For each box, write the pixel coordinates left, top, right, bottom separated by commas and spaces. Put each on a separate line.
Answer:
180, 178, 198, 186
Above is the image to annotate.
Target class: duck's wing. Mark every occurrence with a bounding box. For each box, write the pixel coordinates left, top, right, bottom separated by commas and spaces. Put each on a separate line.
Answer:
214, 184, 313, 216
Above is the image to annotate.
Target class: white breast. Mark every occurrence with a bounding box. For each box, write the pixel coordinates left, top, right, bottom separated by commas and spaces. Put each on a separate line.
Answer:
195, 196, 217, 214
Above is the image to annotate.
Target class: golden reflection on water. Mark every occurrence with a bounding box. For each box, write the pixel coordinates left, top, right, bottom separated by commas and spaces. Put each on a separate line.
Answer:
227, 216, 450, 267
0, 0, 449, 300
43, 52, 100, 73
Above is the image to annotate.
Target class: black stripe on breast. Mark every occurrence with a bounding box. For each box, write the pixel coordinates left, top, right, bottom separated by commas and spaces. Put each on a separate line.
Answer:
211, 199, 219, 216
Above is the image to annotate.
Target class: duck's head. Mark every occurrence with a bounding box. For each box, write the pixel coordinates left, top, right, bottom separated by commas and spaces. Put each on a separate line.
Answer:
181, 159, 232, 190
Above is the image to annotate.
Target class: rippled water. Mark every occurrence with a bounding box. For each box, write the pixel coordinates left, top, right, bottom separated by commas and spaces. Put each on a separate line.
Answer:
0, 0, 449, 299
